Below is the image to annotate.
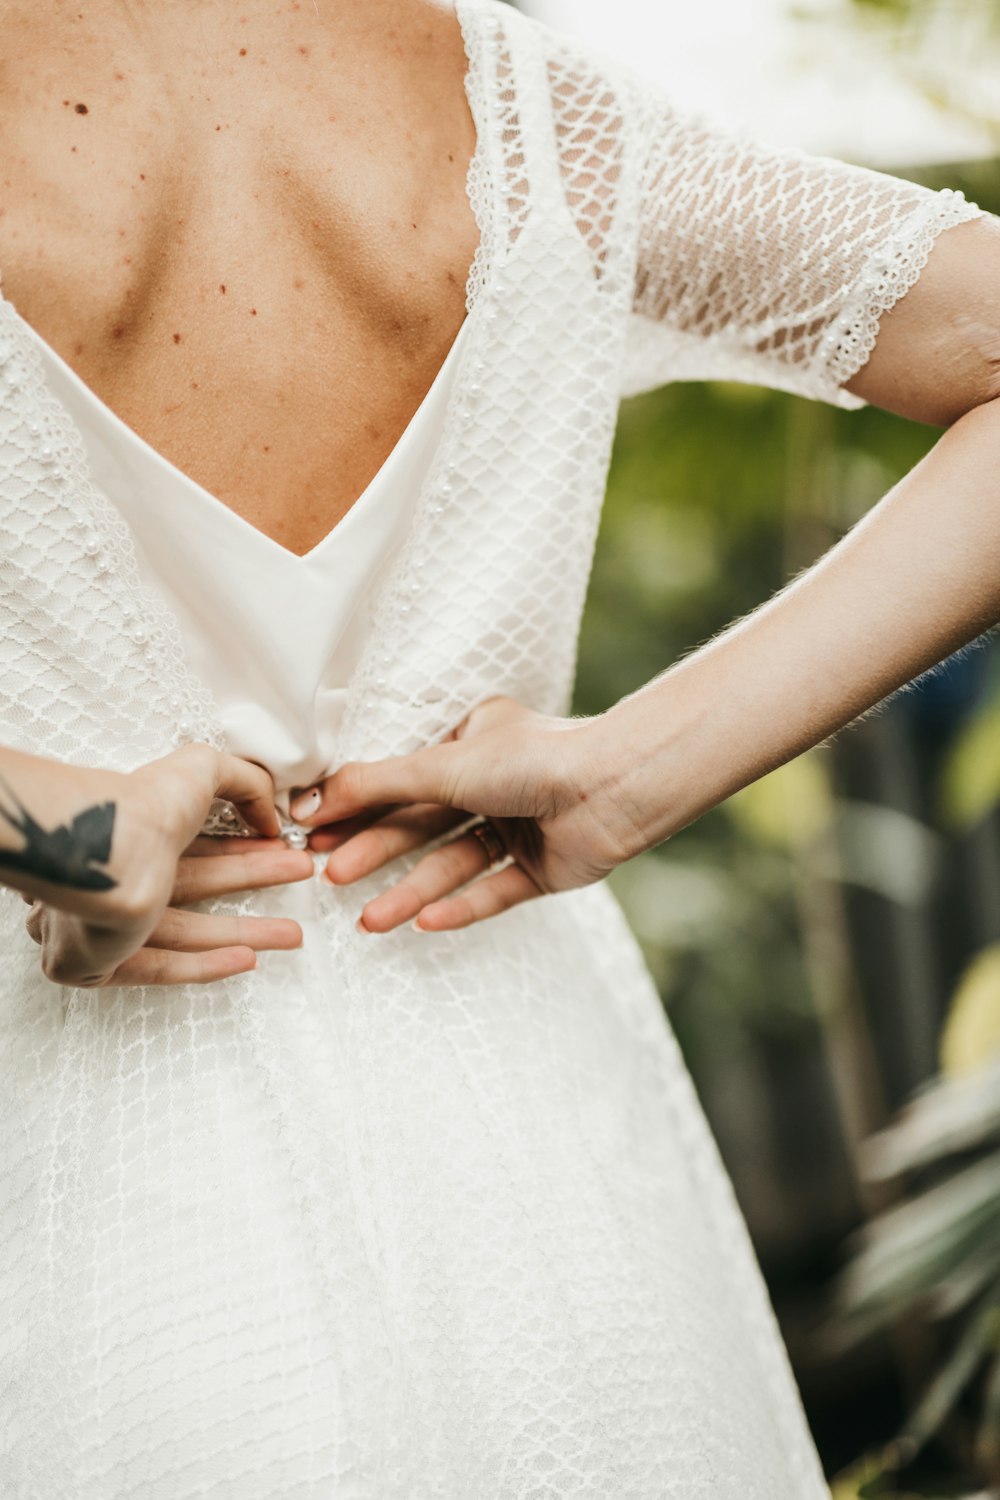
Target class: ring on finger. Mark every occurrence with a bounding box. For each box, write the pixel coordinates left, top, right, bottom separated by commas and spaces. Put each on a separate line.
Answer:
469, 819, 507, 869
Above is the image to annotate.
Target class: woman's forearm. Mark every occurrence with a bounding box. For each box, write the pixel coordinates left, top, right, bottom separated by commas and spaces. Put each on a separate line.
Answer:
592, 395, 1000, 859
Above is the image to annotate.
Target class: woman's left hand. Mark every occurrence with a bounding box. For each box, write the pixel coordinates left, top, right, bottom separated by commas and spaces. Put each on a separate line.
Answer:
289, 695, 630, 934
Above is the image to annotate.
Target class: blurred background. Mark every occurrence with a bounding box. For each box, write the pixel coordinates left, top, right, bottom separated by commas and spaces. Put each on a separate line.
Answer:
512, 0, 1000, 1494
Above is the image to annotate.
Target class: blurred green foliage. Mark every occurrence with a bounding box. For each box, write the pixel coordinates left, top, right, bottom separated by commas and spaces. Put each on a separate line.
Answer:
573, 344, 941, 1051
571, 148, 1000, 1489
830, 959, 1000, 1493
834, 0, 1000, 140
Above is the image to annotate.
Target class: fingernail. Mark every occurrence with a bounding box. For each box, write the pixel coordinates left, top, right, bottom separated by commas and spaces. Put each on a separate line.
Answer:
290, 786, 322, 821
355, 915, 371, 935
411, 918, 427, 933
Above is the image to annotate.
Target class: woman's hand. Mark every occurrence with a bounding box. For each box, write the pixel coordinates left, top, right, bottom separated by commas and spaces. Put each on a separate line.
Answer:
289, 696, 627, 934
25, 835, 312, 987
20, 743, 313, 987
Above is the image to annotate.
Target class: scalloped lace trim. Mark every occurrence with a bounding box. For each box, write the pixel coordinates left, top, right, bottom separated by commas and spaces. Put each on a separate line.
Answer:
819, 189, 986, 398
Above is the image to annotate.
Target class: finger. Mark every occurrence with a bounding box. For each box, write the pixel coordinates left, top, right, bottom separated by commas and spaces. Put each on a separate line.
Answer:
321, 804, 467, 880
172, 847, 314, 905
347, 829, 500, 933
184, 835, 290, 858
306, 808, 397, 854
147, 908, 303, 953
25, 901, 44, 943
411, 863, 542, 932
291, 743, 468, 827
101, 946, 259, 988
213, 753, 282, 839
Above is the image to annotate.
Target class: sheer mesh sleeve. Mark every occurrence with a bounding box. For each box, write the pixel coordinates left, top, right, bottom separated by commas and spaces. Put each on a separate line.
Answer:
624, 84, 989, 405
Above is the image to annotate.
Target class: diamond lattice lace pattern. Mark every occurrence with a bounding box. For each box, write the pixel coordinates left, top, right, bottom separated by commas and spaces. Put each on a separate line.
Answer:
1, 2, 995, 1496
624, 82, 986, 401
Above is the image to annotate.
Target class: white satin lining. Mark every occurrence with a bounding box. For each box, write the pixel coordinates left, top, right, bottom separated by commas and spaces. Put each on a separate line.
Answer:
20, 313, 471, 792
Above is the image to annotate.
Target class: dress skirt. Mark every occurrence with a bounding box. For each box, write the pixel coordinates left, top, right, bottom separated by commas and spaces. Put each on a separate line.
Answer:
0, 848, 831, 1499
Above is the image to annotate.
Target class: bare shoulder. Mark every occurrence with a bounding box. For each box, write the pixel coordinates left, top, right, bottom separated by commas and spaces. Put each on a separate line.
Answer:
0, 5, 186, 327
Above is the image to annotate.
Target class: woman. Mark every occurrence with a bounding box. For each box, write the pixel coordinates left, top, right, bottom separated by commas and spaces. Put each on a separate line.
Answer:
2, 0, 998, 1494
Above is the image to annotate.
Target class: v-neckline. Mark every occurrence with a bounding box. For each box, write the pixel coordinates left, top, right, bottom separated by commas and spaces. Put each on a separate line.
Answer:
6, 307, 472, 566
0, 0, 487, 566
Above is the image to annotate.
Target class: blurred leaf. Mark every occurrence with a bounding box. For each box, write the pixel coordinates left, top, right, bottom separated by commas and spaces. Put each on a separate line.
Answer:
974, 1343, 1000, 1475
830, 1454, 920, 1498
827, 801, 941, 906
931, 1239, 1000, 1320
897, 1296, 1000, 1459
940, 946, 1000, 1078
836, 1155, 1000, 1328
862, 1061, 1000, 1179
607, 853, 731, 948
725, 753, 835, 851
938, 693, 1000, 832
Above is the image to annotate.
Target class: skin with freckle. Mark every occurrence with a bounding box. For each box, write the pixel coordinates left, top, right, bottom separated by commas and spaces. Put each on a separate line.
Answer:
0, 0, 478, 556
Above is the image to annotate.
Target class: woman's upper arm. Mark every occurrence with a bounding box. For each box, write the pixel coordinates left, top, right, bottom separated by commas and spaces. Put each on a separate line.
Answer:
627, 77, 996, 423
842, 213, 1000, 426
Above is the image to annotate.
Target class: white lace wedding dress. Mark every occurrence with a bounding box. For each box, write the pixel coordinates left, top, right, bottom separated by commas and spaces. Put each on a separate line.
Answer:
0, 1, 988, 1495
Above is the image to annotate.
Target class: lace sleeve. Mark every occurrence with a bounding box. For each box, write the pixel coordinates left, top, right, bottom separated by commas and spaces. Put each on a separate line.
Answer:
623, 84, 989, 405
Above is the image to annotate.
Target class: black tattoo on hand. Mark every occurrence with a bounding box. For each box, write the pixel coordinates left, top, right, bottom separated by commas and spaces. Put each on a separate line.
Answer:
0, 775, 119, 892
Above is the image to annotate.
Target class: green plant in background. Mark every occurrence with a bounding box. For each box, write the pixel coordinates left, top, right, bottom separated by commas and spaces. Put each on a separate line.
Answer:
828, 0, 1000, 142
831, 1453, 990, 1500
830, 951, 1000, 1491
565, 0, 1000, 1478
574, 139, 1000, 1481
938, 655, 1000, 834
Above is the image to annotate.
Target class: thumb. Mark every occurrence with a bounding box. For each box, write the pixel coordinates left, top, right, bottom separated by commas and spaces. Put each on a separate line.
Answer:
166, 746, 280, 840
136, 745, 281, 844
291, 741, 469, 826
212, 752, 281, 839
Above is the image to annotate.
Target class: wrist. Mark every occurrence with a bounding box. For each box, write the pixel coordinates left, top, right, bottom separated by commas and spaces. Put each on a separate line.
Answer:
574, 678, 715, 864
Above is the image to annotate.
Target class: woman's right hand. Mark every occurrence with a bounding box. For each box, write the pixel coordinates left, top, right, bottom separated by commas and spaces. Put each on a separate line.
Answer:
25, 835, 313, 988
19, 744, 314, 988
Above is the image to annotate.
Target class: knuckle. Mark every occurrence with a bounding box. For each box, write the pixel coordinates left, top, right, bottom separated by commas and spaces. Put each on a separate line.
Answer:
337, 762, 367, 804
371, 824, 401, 863
441, 838, 475, 879
250, 760, 276, 797
228, 855, 253, 889
155, 909, 185, 945
148, 953, 172, 986
40, 946, 76, 986
178, 742, 218, 786
170, 876, 193, 909
110, 884, 156, 930
75, 971, 111, 989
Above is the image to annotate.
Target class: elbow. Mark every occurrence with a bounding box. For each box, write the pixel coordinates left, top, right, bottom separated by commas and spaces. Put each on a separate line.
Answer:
852, 345, 1000, 431
937, 312, 1000, 427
